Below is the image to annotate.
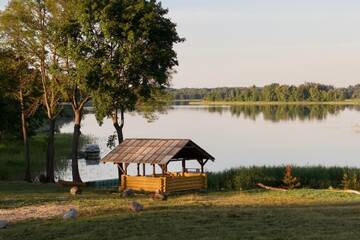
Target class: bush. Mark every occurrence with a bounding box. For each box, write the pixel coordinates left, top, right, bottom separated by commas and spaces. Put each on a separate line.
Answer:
207, 166, 360, 191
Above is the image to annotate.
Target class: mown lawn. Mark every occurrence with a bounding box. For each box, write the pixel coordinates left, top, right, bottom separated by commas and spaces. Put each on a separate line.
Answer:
1, 182, 360, 240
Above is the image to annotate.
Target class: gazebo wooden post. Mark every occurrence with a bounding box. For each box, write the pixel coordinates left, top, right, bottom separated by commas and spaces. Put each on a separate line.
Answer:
124, 163, 129, 175
137, 163, 140, 176
152, 164, 156, 176
142, 163, 145, 176
182, 159, 186, 176
116, 163, 122, 184
198, 159, 204, 173
197, 159, 209, 173
159, 164, 167, 176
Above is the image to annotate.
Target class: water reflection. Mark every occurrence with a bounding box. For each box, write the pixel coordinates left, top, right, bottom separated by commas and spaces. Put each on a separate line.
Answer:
58, 104, 360, 181
203, 104, 360, 122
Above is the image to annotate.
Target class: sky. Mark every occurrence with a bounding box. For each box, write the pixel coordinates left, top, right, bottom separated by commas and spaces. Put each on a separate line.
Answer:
1, 0, 360, 88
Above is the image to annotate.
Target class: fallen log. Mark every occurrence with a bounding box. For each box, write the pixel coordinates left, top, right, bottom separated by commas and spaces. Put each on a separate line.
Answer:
327, 189, 360, 195
256, 183, 288, 192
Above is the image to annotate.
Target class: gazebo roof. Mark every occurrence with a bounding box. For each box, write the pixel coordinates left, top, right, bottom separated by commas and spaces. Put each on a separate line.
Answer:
101, 138, 215, 165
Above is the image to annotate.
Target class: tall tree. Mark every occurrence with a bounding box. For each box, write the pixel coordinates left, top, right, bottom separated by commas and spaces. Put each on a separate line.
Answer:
0, 0, 63, 182
0, 49, 41, 181
85, 0, 183, 180
51, 0, 97, 183
52, 0, 183, 182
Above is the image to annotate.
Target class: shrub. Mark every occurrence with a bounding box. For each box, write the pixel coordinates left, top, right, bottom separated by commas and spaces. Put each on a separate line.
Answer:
207, 166, 360, 191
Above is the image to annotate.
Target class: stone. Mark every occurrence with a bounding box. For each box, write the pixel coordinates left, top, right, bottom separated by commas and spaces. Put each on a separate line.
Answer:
129, 201, 143, 212
122, 188, 134, 197
70, 186, 81, 195
63, 208, 78, 220
151, 192, 168, 201
0, 220, 8, 229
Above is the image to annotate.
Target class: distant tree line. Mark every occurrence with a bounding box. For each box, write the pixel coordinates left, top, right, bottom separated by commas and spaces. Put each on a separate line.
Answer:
169, 83, 360, 102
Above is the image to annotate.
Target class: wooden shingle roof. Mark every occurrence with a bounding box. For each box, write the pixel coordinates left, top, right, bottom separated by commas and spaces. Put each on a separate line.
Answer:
101, 138, 215, 165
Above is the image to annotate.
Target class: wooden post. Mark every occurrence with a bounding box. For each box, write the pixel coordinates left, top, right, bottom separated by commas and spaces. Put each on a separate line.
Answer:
152, 164, 156, 176
197, 159, 209, 174
124, 163, 129, 175
117, 163, 122, 186
182, 159, 186, 176
197, 159, 204, 173
137, 163, 140, 176
142, 163, 145, 176
160, 164, 167, 176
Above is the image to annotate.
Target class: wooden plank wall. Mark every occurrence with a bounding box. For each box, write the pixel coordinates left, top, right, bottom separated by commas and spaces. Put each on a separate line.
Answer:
121, 175, 164, 192
121, 174, 208, 193
165, 174, 207, 193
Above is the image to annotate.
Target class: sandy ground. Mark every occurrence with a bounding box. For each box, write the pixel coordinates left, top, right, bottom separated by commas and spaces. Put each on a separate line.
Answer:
0, 204, 76, 222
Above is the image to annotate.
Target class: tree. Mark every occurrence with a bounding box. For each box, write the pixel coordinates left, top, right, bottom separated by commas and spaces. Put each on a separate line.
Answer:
84, 0, 183, 181
0, 49, 41, 181
91, 0, 183, 139
0, 0, 63, 182
51, 0, 103, 183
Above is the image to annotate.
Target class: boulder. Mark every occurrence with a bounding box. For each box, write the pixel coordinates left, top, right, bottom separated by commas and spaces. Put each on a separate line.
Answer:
70, 186, 81, 195
129, 201, 143, 212
122, 188, 134, 197
63, 208, 78, 220
0, 220, 8, 229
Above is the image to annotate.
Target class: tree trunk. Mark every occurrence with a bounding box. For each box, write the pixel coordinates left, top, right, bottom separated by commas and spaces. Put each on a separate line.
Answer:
71, 109, 82, 183
46, 118, 56, 183
113, 109, 124, 144
112, 109, 124, 181
20, 89, 31, 182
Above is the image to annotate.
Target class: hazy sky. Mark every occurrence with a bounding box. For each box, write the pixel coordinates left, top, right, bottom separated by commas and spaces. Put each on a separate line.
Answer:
1, 0, 360, 88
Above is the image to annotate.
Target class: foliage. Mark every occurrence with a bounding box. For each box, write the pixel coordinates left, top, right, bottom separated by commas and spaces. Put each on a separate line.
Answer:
207, 166, 360, 191
282, 165, 300, 189
86, 0, 184, 126
169, 83, 360, 102
0, 133, 90, 180
342, 171, 360, 190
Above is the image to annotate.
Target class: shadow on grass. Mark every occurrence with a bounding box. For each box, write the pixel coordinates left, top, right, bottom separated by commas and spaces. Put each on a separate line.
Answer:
2, 200, 360, 240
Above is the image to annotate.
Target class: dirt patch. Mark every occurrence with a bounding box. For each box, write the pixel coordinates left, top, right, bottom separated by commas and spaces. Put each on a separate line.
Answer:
0, 203, 77, 222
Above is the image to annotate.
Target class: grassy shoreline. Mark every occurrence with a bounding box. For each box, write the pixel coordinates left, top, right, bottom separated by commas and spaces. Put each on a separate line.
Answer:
1, 182, 360, 240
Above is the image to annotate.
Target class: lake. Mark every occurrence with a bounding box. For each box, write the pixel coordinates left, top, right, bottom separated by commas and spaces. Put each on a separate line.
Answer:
58, 104, 360, 181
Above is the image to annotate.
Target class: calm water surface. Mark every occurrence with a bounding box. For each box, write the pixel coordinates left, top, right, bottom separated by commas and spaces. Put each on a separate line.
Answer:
58, 104, 360, 181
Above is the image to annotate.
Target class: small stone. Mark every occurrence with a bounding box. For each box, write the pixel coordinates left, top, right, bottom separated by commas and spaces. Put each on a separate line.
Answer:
151, 192, 168, 201
122, 188, 134, 197
0, 220, 8, 229
129, 201, 143, 212
63, 208, 78, 220
70, 186, 81, 195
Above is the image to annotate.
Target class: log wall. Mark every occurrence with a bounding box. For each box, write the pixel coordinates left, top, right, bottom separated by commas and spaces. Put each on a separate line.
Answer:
121, 173, 207, 193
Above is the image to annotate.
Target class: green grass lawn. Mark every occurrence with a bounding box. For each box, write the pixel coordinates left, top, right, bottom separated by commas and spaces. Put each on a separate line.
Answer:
1, 182, 360, 240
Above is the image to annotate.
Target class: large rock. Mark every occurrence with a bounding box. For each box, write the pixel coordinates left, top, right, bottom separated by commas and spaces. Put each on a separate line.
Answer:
70, 186, 81, 195
0, 220, 8, 229
129, 201, 143, 212
63, 208, 78, 220
122, 188, 134, 197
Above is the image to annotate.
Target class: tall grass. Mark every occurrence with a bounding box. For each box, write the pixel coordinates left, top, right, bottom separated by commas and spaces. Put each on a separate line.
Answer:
0, 133, 90, 180
207, 166, 360, 191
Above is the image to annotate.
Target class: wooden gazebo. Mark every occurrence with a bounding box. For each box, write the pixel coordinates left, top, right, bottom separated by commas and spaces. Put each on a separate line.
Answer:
101, 138, 215, 193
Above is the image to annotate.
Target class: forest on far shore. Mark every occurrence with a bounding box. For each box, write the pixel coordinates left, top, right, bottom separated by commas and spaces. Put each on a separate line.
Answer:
169, 83, 360, 102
